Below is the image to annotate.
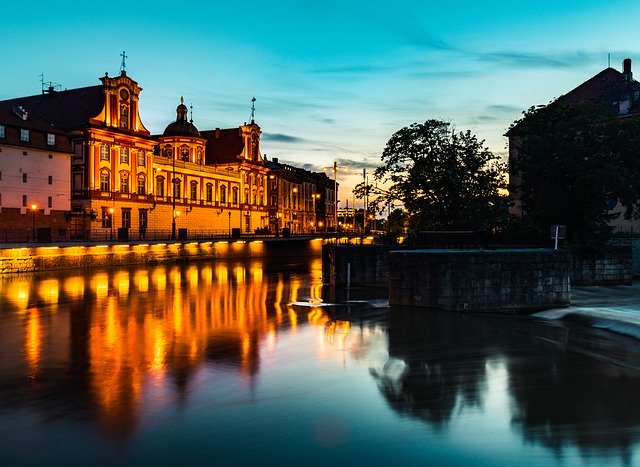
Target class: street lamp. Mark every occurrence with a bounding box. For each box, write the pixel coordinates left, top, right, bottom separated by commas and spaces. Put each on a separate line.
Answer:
228, 211, 231, 238
31, 203, 37, 242
109, 207, 114, 240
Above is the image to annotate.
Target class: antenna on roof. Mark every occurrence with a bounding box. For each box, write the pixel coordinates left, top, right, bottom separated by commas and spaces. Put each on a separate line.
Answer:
608, 53, 611, 68
250, 97, 256, 123
120, 50, 128, 75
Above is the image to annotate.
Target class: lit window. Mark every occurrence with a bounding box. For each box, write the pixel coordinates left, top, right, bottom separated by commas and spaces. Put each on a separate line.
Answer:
232, 187, 239, 204
120, 105, 129, 129
120, 174, 129, 194
100, 172, 110, 191
220, 185, 227, 203
156, 177, 165, 197
181, 146, 189, 162
137, 150, 145, 166
120, 147, 129, 163
100, 144, 110, 161
122, 210, 131, 228
47, 133, 55, 146
190, 182, 198, 201
206, 184, 213, 202
196, 148, 203, 164
173, 179, 181, 199
164, 147, 172, 158
20, 129, 29, 142
137, 176, 145, 195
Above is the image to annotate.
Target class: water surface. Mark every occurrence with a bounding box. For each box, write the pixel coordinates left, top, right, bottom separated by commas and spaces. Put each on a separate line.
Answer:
1, 257, 639, 466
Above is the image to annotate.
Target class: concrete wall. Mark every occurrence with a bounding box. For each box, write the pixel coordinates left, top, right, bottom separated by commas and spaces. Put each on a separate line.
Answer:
322, 244, 389, 288
571, 245, 633, 285
388, 249, 571, 313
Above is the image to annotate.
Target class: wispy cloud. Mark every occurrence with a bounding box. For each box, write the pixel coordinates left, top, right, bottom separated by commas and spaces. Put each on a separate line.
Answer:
475, 50, 596, 69
262, 133, 306, 143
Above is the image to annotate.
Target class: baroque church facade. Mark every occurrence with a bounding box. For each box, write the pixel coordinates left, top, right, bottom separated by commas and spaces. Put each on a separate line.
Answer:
0, 67, 335, 241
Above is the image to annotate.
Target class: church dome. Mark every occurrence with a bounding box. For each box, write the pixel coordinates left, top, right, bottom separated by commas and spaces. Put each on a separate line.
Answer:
162, 97, 201, 137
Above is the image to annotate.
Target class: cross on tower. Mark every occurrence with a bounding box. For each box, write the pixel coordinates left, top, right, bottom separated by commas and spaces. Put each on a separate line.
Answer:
250, 97, 256, 123
120, 51, 128, 74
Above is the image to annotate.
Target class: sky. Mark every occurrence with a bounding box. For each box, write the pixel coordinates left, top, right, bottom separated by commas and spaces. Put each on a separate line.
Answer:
3, 0, 640, 204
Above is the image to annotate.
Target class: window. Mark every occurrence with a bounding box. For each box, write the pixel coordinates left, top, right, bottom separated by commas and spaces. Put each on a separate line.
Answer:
137, 150, 145, 166
0, 125, 5, 139
48, 196, 52, 208
100, 172, 110, 192
253, 191, 257, 205
120, 173, 130, 194
102, 209, 112, 228
156, 177, 165, 197
47, 133, 55, 146
120, 104, 129, 129
190, 182, 198, 201
232, 187, 239, 204
139, 210, 147, 233
22, 195, 27, 207
73, 173, 83, 191
100, 145, 110, 161
271, 181, 277, 190
23, 173, 27, 183
196, 148, 203, 164
220, 185, 226, 203
173, 179, 181, 199
164, 146, 172, 158
48, 176, 53, 185
180, 146, 189, 162
244, 190, 249, 204
121, 210, 131, 228
20, 129, 29, 142
137, 175, 146, 195
120, 147, 129, 163
206, 184, 213, 202
0, 171, 2, 180
271, 195, 277, 206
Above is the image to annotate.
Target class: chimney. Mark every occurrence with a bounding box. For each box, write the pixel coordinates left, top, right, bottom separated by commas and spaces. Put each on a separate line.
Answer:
623, 58, 633, 81
273, 157, 279, 163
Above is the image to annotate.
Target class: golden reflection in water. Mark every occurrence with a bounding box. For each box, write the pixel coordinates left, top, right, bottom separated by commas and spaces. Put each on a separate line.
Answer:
64, 276, 85, 299
325, 320, 351, 349
0, 258, 322, 436
38, 279, 59, 304
25, 308, 42, 378
91, 273, 109, 299
7, 280, 31, 309
115, 271, 130, 297
134, 271, 149, 293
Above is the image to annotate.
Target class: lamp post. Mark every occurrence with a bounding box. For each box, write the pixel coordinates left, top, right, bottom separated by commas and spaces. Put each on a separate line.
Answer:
109, 207, 114, 240
31, 203, 37, 242
228, 211, 231, 238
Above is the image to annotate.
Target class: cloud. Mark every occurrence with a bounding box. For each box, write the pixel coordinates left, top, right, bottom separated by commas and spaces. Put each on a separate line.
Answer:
487, 104, 523, 113
262, 133, 306, 143
475, 50, 597, 69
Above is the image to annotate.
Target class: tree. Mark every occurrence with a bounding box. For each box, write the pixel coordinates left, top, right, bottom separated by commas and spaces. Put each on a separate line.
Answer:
510, 101, 640, 250
365, 119, 508, 231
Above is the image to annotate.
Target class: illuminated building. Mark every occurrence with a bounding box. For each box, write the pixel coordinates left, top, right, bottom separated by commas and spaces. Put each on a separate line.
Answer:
0, 61, 336, 239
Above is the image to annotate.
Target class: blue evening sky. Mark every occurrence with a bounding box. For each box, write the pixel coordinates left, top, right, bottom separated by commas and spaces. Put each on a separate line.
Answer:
2, 1, 638, 197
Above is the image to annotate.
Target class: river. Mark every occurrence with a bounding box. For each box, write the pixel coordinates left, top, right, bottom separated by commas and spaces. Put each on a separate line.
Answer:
1, 255, 640, 466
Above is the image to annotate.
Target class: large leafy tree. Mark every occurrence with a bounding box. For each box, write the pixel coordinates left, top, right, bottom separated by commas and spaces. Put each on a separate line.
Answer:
511, 101, 640, 249
366, 119, 508, 231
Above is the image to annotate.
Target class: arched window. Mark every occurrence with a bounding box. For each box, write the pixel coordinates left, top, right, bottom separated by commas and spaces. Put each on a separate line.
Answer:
220, 185, 227, 204
206, 183, 213, 202
137, 174, 146, 195
120, 171, 130, 194
253, 190, 257, 205
196, 148, 203, 165
232, 187, 239, 204
120, 104, 129, 129
164, 146, 172, 159
100, 170, 110, 192
180, 145, 189, 162
244, 189, 249, 204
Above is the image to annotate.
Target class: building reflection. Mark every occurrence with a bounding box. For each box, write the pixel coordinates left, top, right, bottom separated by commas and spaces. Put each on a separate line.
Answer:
0, 258, 323, 439
381, 307, 640, 462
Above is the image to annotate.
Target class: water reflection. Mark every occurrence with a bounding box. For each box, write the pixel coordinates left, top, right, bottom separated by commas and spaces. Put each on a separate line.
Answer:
381, 307, 640, 463
0, 258, 324, 441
